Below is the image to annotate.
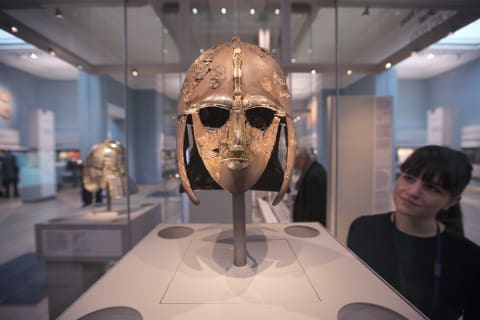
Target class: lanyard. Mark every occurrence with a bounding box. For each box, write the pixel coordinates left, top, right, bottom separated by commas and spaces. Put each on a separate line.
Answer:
390, 213, 442, 316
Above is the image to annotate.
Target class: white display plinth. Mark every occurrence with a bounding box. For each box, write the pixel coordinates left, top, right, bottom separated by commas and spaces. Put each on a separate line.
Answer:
35, 203, 161, 262
35, 203, 161, 319
58, 223, 426, 320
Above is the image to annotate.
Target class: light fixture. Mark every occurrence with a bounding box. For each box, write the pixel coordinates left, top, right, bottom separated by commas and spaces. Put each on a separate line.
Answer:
192, 8, 198, 15
347, 69, 352, 75
250, 9, 255, 15
362, 6, 370, 16
10, 26, 18, 33
55, 8, 64, 19
29, 52, 38, 59
221, 8, 227, 15
76, 64, 83, 70
274, 8, 280, 15
311, 69, 316, 75
291, 57, 296, 63
410, 50, 417, 56
427, 53, 435, 59
48, 49, 56, 56
385, 62, 392, 69
131, 69, 138, 77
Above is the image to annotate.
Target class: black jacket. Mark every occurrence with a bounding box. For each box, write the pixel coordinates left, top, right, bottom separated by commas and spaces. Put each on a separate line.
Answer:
293, 161, 327, 225
347, 213, 480, 320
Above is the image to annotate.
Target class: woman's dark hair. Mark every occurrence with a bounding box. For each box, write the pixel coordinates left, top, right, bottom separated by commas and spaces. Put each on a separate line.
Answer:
400, 145, 472, 235
400, 145, 472, 197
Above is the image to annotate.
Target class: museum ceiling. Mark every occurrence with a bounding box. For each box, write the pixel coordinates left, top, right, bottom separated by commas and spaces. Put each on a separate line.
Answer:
0, 0, 479, 100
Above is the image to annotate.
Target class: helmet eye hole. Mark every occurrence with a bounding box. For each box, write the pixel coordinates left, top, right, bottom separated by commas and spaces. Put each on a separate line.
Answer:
199, 106, 230, 128
245, 107, 275, 130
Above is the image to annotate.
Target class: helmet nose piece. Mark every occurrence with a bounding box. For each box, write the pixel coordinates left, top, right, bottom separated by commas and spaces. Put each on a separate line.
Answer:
224, 107, 249, 170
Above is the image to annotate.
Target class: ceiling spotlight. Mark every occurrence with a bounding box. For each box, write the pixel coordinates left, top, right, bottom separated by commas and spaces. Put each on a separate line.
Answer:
10, 26, 18, 33
55, 8, 64, 19
385, 62, 392, 69
311, 69, 316, 75
427, 53, 435, 59
410, 50, 417, 56
291, 57, 296, 63
347, 69, 352, 75
362, 6, 370, 16
29, 52, 38, 59
274, 8, 280, 15
250, 8, 255, 15
192, 8, 198, 15
48, 49, 56, 56
221, 8, 227, 15
132, 69, 138, 77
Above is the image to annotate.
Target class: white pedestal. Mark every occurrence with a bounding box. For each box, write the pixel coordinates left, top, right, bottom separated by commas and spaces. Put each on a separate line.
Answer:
35, 203, 161, 318
58, 222, 426, 320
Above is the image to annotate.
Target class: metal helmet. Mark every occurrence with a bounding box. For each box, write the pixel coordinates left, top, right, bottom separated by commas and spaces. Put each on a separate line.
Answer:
83, 140, 132, 199
177, 37, 296, 206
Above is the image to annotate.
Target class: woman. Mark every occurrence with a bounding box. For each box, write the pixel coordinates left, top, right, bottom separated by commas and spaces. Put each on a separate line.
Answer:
347, 145, 480, 320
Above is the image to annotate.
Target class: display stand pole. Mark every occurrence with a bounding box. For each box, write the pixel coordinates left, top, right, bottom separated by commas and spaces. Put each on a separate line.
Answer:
232, 192, 246, 266
106, 186, 112, 212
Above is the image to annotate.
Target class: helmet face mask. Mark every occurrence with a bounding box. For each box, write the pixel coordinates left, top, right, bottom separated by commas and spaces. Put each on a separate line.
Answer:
177, 37, 296, 205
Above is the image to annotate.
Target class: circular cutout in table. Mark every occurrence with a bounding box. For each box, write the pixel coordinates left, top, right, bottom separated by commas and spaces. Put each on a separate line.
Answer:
284, 225, 320, 238
158, 226, 195, 239
338, 302, 408, 320
79, 306, 142, 320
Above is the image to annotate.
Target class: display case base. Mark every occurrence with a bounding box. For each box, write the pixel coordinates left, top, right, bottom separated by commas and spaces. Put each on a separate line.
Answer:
58, 223, 426, 320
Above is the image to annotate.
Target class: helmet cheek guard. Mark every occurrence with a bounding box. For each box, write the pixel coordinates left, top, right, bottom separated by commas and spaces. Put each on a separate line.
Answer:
177, 37, 296, 206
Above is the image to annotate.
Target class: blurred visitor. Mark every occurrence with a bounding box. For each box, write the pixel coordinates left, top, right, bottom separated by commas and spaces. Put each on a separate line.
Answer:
292, 147, 327, 226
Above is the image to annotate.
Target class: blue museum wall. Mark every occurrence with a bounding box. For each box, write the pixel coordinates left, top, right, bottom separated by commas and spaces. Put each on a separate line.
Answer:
0, 63, 34, 134
0, 63, 78, 148
36, 78, 78, 134
427, 58, 480, 147
396, 58, 480, 149
343, 74, 376, 95
396, 79, 428, 132
78, 72, 105, 158
130, 89, 162, 184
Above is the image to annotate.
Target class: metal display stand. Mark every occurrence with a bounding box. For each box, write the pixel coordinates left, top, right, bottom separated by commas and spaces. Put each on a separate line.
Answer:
232, 193, 246, 266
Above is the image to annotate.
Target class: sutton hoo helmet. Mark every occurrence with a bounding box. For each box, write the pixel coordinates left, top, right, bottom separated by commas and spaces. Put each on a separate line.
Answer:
83, 140, 132, 199
177, 37, 296, 205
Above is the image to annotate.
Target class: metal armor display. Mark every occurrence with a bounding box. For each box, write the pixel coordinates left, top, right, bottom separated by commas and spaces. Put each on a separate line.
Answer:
83, 140, 135, 208
177, 36, 296, 205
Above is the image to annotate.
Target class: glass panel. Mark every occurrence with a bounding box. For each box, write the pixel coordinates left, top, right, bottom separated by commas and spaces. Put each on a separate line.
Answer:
0, 3, 130, 320
0, 1, 479, 319
335, 6, 480, 318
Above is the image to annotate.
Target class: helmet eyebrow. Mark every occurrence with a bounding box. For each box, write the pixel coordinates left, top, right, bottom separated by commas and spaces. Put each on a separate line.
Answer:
243, 95, 287, 117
